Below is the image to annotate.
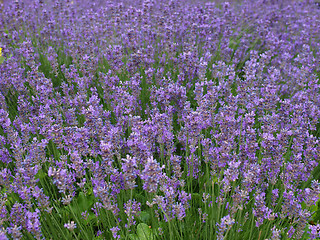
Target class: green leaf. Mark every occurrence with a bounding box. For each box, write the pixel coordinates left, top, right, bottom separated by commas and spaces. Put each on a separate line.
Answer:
136, 223, 154, 240
67, 192, 96, 220
129, 234, 140, 240
77, 192, 95, 211
138, 211, 151, 224
35, 169, 46, 180
93, 236, 105, 240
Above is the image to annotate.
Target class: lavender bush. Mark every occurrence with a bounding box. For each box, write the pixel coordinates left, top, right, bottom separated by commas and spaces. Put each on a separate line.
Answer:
0, 0, 320, 239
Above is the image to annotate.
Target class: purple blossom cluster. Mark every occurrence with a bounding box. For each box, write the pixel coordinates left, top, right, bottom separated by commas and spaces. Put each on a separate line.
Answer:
0, 0, 320, 239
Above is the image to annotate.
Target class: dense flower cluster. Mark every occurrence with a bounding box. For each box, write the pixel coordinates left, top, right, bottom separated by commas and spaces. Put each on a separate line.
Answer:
0, 0, 319, 239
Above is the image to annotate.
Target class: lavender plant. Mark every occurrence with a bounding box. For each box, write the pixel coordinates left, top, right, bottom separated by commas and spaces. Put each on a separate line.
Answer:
0, 0, 320, 239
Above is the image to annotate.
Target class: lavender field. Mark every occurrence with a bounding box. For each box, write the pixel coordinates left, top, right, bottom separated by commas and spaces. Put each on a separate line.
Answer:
0, 0, 320, 239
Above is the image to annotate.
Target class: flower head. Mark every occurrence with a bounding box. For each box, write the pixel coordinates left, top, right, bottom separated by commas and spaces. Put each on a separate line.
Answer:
110, 226, 120, 239
140, 156, 164, 193
64, 221, 77, 231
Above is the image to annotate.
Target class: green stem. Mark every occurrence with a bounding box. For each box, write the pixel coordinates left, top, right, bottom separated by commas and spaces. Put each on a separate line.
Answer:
66, 195, 90, 240
248, 213, 255, 240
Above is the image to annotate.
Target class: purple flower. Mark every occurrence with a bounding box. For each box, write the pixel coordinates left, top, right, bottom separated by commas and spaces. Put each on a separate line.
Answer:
124, 199, 141, 228
64, 221, 77, 231
173, 203, 186, 221
25, 209, 41, 239
96, 230, 103, 237
110, 226, 120, 240
140, 156, 164, 193
270, 226, 281, 240
6, 225, 22, 240
309, 224, 320, 240
216, 214, 235, 239
0, 227, 7, 240
122, 155, 139, 190
287, 225, 295, 239
253, 191, 273, 228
